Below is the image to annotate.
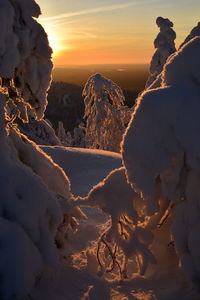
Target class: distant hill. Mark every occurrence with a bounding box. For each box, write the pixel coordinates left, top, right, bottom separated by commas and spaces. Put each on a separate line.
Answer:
52, 64, 149, 91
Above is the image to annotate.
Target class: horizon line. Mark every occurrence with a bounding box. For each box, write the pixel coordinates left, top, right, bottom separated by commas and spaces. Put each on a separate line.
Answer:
52, 62, 149, 68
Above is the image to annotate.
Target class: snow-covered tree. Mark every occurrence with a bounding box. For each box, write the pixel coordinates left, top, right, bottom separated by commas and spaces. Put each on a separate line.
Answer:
76, 167, 155, 279
122, 36, 200, 289
0, 0, 53, 121
83, 73, 129, 152
57, 120, 73, 146
72, 122, 85, 148
0, 1, 83, 298
146, 17, 176, 88
0, 0, 63, 147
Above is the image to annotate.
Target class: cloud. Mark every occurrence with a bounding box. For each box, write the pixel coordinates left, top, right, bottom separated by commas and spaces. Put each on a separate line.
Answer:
40, 0, 156, 22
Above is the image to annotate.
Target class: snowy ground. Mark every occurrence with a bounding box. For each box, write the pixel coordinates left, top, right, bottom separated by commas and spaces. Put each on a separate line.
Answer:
27, 146, 200, 300
41, 146, 122, 197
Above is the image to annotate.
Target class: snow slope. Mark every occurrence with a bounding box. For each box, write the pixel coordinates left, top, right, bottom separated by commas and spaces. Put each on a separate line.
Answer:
41, 146, 122, 197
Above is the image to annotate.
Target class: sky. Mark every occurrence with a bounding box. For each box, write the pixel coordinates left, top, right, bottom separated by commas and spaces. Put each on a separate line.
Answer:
37, 0, 200, 66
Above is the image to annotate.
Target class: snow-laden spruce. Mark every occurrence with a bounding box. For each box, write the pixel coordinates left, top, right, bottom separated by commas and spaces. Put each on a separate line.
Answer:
83, 73, 130, 152
57, 120, 73, 146
0, 1, 84, 299
0, 92, 74, 299
0, 0, 52, 121
73, 123, 85, 148
122, 36, 200, 289
146, 17, 176, 88
0, 0, 62, 146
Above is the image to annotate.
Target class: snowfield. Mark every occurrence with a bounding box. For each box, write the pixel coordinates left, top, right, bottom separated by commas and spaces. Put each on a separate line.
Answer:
41, 146, 122, 197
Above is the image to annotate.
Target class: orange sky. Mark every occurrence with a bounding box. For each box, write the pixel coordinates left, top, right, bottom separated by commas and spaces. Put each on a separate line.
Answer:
37, 0, 200, 66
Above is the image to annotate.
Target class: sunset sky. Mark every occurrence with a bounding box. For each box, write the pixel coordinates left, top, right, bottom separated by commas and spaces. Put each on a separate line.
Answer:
37, 0, 200, 66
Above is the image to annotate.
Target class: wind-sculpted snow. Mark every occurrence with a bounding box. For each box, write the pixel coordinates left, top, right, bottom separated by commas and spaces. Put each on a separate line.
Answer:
83, 73, 130, 152
146, 17, 176, 88
122, 37, 200, 289
0, 0, 52, 120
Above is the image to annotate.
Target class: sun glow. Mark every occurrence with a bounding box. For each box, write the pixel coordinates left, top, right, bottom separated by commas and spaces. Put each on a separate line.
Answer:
47, 34, 65, 57
38, 20, 70, 58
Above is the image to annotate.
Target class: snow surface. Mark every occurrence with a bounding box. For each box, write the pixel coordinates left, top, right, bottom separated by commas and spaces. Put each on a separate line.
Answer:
41, 146, 122, 197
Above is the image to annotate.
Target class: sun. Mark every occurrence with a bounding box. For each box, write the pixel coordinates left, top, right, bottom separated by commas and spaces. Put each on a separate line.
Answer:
38, 20, 70, 58
47, 34, 63, 57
